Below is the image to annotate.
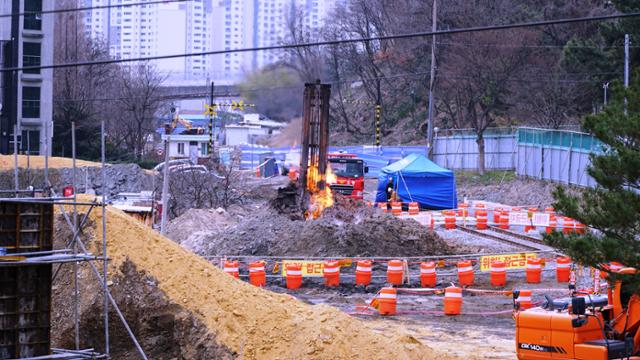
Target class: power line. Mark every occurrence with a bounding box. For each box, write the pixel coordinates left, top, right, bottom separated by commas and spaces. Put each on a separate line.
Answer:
2, 11, 640, 73
52, 70, 620, 103
438, 41, 640, 49
0, 0, 192, 18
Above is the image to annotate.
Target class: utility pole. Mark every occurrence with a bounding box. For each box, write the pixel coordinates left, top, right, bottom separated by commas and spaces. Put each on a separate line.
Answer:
375, 102, 381, 151
160, 134, 170, 235
209, 81, 215, 163
426, 0, 437, 159
624, 34, 630, 115
603, 82, 609, 107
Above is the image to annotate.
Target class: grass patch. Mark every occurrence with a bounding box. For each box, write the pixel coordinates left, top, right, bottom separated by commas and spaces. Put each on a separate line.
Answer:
455, 170, 516, 185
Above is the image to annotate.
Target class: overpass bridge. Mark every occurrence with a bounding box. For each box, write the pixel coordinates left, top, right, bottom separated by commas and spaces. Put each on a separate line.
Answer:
156, 84, 240, 101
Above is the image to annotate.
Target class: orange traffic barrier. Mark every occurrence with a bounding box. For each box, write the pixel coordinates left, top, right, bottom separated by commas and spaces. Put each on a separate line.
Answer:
378, 287, 397, 315
493, 208, 502, 224
366, 201, 373, 207
457, 203, 469, 217
490, 261, 507, 287
288, 168, 297, 181
420, 261, 437, 287
526, 258, 542, 284
499, 210, 510, 229
562, 217, 575, 234
476, 210, 488, 230
223, 260, 239, 279
475, 202, 485, 210
391, 201, 402, 216
249, 261, 266, 287
517, 290, 532, 310
556, 257, 571, 283
444, 286, 462, 315
575, 222, 586, 234
285, 264, 302, 289
546, 214, 557, 234
387, 259, 404, 285
457, 260, 474, 286
378, 202, 388, 212
544, 206, 555, 214
408, 202, 420, 215
525, 207, 538, 232
323, 260, 340, 287
255, 167, 261, 177
443, 210, 456, 230
355, 260, 372, 286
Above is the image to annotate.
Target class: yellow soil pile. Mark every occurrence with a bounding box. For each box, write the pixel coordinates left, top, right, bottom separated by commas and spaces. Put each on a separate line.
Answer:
0, 155, 100, 170
76, 200, 457, 359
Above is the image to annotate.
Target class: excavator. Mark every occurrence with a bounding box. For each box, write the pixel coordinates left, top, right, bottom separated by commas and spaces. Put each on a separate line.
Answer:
164, 107, 204, 135
516, 267, 640, 359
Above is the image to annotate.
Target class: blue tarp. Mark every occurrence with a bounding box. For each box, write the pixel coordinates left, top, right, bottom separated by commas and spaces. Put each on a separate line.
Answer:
375, 153, 457, 210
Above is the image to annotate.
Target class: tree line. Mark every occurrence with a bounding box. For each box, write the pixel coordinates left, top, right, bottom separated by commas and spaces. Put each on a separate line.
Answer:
241, 0, 639, 174
52, 0, 165, 165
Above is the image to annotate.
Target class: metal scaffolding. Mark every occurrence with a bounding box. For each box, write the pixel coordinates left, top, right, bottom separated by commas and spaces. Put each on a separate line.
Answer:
0, 123, 148, 360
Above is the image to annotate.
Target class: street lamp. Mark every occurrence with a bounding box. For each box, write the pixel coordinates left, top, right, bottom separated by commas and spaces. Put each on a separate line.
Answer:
603, 82, 610, 107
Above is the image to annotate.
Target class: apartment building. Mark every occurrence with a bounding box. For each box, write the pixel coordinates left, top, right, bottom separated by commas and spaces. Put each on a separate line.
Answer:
0, 0, 54, 155
84, 0, 213, 81
211, 0, 335, 81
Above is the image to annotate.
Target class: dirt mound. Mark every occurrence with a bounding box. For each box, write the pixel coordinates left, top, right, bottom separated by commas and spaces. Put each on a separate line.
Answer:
0, 154, 100, 170
165, 207, 235, 248
196, 203, 455, 257
53, 202, 453, 359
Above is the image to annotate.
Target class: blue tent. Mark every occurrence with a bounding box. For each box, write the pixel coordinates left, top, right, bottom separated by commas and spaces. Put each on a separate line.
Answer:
375, 153, 457, 209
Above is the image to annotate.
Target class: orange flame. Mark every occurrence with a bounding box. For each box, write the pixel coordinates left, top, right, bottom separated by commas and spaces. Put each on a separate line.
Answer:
306, 165, 335, 219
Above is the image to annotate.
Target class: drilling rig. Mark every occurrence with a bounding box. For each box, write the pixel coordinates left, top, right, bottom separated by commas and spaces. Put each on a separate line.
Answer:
298, 81, 331, 209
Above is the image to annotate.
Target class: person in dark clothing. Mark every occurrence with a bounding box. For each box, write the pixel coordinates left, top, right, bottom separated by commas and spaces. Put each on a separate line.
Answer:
385, 178, 395, 208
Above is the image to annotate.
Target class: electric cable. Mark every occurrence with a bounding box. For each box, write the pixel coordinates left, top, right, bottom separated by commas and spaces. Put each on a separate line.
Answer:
2, 12, 640, 72
0, 0, 193, 18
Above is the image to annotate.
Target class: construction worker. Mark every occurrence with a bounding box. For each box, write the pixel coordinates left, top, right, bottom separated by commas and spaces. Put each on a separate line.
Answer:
385, 178, 396, 208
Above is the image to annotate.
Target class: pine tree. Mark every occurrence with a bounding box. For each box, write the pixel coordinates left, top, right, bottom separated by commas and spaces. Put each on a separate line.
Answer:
545, 71, 640, 292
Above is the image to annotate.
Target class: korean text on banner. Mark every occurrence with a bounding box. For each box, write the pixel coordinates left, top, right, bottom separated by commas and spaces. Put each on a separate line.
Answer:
508, 211, 530, 226
532, 213, 550, 227
480, 253, 538, 272
281, 260, 325, 277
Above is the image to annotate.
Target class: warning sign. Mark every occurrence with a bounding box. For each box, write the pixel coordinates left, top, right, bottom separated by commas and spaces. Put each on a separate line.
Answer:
508, 211, 530, 226
479, 253, 538, 272
532, 213, 550, 227
281, 260, 324, 277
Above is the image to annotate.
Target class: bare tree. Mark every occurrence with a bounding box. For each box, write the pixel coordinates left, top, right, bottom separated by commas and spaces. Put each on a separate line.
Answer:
53, 1, 122, 158
116, 64, 165, 160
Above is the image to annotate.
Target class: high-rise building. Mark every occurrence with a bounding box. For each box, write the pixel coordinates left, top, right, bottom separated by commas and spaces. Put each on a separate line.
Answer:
84, 0, 213, 82
211, 0, 335, 81
0, 0, 55, 155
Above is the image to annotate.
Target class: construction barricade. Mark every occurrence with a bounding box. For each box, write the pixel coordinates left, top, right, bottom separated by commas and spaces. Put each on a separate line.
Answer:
285, 264, 303, 289
517, 290, 532, 310
444, 286, 462, 315
391, 202, 402, 216
249, 261, 266, 287
224, 260, 239, 279
443, 210, 456, 230
526, 258, 542, 284
457, 260, 474, 286
476, 210, 488, 230
408, 202, 420, 215
490, 261, 507, 287
356, 260, 372, 286
420, 261, 437, 287
499, 210, 510, 229
556, 257, 571, 283
323, 260, 340, 287
387, 259, 405, 285
378, 287, 397, 315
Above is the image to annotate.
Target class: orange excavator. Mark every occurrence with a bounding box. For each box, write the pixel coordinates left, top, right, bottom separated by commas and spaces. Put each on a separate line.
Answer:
164, 107, 204, 135
516, 267, 640, 359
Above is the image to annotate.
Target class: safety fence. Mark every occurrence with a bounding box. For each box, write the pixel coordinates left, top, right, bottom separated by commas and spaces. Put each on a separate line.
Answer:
366, 200, 587, 234
209, 252, 616, 317
238, 127, 604, 188
516, 127, 602, 187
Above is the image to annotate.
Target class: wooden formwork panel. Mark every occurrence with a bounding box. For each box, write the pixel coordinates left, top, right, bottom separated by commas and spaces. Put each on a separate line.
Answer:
0, 201, 54, 358
0, 202, 53, 253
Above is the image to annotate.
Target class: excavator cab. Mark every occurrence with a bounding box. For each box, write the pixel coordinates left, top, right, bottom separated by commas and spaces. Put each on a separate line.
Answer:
515, 267, 640, 359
